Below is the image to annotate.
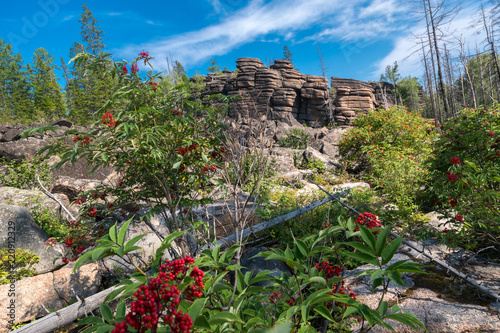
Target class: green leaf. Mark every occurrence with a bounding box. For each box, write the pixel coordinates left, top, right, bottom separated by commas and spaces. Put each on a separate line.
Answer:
375, 226, 391, 256
77, 316, 104, 325
345, 251, 379, 266
295, 239, 308, 256
99, 304, 114, 323
124, 234, 147, 252
96, 324, 115, 333
188, 298, 207, 322
193, 315, 211, 329
379, 301, 389, 316
173, 161, 182, 169
115, 301, 126, 319
208, 312, 244, 325
359, 225, 376, 251
381, 236, 403, 265
117, 218, 133, 246
344, 241, 376, 257
265, 322, 293, 333
109, 223, 118, 243
73, 251, 93, 272
92, 248, 109, 262
342, 305, 359, 319
314, 305, 335, 322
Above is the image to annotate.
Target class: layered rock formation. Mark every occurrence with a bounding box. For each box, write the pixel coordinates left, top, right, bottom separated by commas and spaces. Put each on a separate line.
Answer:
331, 77, 395, 125
203, 58, 331, 128
201, 58, 401, 127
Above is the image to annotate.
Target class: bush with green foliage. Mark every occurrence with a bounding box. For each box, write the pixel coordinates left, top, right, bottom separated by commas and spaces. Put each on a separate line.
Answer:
279, 128, 310, 149
0, 248, 39, 285
73, 216, 426, 333
428, 105, 500, 248
339, 106, 436, 212
0, 156, 52, 190
24, 51, 227, 257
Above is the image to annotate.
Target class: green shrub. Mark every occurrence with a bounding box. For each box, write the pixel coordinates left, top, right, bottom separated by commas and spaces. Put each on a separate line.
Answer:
279, 128, 310, 149
428, 105, 500, 248
339, 106, 436, 212
0, 156, 52, 190
0, 248, 39, 285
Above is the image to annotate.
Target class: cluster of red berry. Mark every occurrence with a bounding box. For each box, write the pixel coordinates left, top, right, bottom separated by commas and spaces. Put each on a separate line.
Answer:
102, 111, 119, 128
112, 256, 202, 333
315, 261, 342, 280
73, 136, 90, 145
446, 171, 458, 182
170, 109, 182, 116
355, 212, 382, 230
316, 261, 356, 304
177, 144, 198, 156
201, 164, 216, 174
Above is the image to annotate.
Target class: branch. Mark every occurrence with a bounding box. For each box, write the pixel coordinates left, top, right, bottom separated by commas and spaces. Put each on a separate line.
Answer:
37, 175, 76, 221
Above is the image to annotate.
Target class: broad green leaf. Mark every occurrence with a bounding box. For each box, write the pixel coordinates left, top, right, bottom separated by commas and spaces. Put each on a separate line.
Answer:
345, 251, 379, 266
381, 236, 403, 265
77, 316, 104, 325
359, 225, 376, 251
343, 241, 376, 256
109, 223, 118, 243
92, 248, 109, 262
375, 226, 391, 256
73, 251, 93, 272
188, 298, 207, 322
314, 305, 335, 322
115, 301, 126, 319
208, 312, 244, 325
378, 301, 389, 316
117, 218, 133, 246
264, 322, 293, 333
295, 239, 308, 256
124, 234, 147, 252
99, 304, 113, 323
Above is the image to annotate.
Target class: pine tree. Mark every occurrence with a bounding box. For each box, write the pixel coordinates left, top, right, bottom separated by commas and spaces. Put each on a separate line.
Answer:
207, 58, 221, 74
29, 48, 65, 122
283, 45, 293, 63
0, 39, 33, 123
66, 4, 113, 124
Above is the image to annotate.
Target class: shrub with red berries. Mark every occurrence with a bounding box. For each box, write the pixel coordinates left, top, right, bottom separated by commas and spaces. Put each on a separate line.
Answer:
429, 105, 500, 248
111, 256, 201, 333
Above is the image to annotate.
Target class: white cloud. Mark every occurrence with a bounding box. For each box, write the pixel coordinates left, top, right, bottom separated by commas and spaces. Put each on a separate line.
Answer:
62, 15, 75, 22
117, 0, 351, 70
107, 12, 122, 16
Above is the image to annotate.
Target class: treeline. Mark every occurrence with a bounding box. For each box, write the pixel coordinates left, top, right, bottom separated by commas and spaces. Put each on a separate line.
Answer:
0, 5, 112, 125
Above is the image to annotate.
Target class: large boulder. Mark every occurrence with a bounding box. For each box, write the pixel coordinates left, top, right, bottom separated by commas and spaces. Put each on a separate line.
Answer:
0, 205, 65, 274
0, 263, 101, 333
0, 187, 71, 216
0, 137, 50, 161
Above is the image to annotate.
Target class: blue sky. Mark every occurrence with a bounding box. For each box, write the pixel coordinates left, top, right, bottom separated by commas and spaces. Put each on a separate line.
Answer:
0, 0, 486, 85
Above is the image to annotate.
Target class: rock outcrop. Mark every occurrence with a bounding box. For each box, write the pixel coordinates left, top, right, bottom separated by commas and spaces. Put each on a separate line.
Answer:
201, 58, 332, 128
331, 77, 396, 125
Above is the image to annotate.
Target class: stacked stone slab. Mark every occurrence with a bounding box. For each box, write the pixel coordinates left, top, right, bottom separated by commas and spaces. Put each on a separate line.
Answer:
201, 58, 331, 127
331, 77, 395, 125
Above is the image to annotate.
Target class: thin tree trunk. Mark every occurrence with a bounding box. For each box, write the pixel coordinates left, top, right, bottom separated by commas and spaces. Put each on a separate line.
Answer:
423, 45, 438, 124
423, 0, 442, 122
427, 0, 450, 117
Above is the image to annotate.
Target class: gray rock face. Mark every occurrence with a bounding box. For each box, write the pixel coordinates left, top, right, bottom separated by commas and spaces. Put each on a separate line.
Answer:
202, 58, 332, 128
0, 137, 50, 161
0, 205, 65, 274
331, 77, 398, 125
